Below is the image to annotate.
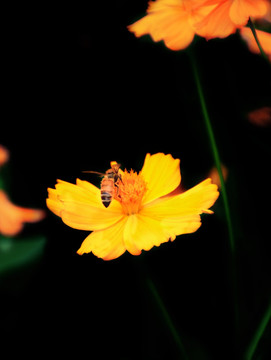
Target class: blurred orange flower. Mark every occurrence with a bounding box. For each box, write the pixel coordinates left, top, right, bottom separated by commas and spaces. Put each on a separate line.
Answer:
263, 1, 271, 22
129, 0, 269, 49
208, 164, 229, 189
47, 153, 219, 260
240, 27, 271, 61
247, 106, 271, 127
0, 145, 9, 167
0, 190, 45, 237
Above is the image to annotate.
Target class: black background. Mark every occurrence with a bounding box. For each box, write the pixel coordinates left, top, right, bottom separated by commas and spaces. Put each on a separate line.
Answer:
1, 1, 271, 359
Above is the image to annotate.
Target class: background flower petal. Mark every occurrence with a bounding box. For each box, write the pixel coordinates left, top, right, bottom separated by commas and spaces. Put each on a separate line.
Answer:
140, 153, 181, 205
0, 144, 9, 166
0, 190, 45, 236
247, 106, 271, 127
163, 18, 195, 50
230, 0, 268, 26
240, 27, 271, 60
77, 218, 127, 260
0, 215, 23, 236
195, 1, 237, 39
128, 0, 195, 51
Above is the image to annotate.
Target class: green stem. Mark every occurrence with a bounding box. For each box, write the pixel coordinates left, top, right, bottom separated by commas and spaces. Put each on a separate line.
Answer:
247, 18, 270, 65
146, 277, 189, 360
189, 52, 235, 255
189, 51, 240, 340
244, 299, 271, 360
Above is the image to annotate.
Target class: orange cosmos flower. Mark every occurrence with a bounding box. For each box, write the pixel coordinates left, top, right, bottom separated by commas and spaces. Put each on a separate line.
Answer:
128, 0, 216, 50
240, 27, 271, 61
46, 153, 219, 260
128, 0, 269, 49
0, 190, 45, 236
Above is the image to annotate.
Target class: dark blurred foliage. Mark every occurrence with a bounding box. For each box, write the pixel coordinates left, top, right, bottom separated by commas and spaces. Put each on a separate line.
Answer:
1, 1, 271, 359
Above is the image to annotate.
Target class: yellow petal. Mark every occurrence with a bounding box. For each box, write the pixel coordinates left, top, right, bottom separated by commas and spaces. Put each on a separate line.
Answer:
47, 179, 124, 231
140, 153, 181, 205
123, 215, 141, 255
46, 188, 62, 217
76, 179, 102, 203
123, 214, 169, 254
77, 218, 127, 260
141, 178, 219, 237
56, 179, 101, 206
161, 214, 202, 241
60, 200, 124, 231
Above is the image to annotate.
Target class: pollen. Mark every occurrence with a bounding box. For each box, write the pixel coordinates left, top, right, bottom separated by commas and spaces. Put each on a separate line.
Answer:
115, 170, 147, 215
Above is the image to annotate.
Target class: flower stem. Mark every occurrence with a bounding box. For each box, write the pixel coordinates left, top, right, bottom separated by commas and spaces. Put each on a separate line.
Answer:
247, 18, 270, 65
188, 50, 240, 341
146, 277, 189, 360
244, 299, 271, 360
189, 51, 235, 255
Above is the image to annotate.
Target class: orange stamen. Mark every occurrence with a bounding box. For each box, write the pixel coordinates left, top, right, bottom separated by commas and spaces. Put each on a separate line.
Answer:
114, 170, 147, 215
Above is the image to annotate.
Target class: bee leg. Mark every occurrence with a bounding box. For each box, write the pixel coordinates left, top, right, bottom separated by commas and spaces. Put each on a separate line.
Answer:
118, 174, 123, 184
113, 182, 120, 200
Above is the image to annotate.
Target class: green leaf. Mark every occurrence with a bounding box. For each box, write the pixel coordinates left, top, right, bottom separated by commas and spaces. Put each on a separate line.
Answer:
0, 235, 46, 275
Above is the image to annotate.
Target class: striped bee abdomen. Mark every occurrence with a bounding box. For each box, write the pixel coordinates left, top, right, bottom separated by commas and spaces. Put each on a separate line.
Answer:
101, 192, 112, 207
100, 178, 114, 208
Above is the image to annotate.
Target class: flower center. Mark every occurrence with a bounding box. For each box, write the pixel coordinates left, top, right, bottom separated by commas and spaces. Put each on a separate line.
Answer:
114, 170, 147, 215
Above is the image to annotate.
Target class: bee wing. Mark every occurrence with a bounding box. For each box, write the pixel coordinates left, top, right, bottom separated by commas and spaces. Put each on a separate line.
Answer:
82, 171, 105, 177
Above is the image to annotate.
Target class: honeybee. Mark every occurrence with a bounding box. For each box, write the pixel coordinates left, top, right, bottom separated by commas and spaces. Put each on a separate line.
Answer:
83, 161, 122, 208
